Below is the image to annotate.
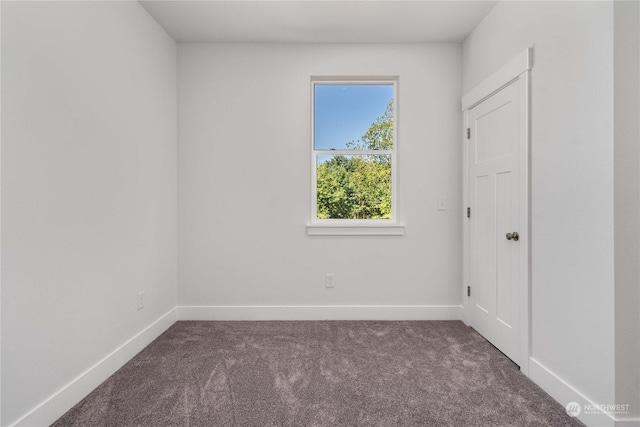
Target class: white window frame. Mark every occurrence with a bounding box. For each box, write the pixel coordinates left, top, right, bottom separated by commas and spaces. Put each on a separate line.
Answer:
307, 76, 404, 236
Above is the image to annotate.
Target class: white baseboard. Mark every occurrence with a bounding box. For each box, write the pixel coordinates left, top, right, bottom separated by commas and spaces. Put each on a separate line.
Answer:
12, 308, 178, 427
529, 357, 617, 427
177, 305, 463, 321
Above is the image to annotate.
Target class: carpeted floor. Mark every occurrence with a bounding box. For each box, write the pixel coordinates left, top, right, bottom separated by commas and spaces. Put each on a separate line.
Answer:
53, 321, 583, 426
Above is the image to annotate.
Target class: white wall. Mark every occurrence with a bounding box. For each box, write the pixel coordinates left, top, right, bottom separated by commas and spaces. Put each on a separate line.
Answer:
614, 0, 640, 421
0, 2, 3, 424
178, 43, 462, 318
463, 1, 617, 423
1, 2, 177, 425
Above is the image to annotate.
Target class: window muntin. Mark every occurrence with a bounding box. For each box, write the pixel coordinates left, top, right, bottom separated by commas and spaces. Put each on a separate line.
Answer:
312, 79, 397, 223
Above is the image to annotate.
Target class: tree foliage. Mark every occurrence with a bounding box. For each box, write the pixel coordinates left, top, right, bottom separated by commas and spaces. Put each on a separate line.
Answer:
317, 100, 393, 219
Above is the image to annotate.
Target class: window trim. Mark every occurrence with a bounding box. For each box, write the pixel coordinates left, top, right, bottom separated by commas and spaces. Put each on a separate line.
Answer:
308, 76, 404, 236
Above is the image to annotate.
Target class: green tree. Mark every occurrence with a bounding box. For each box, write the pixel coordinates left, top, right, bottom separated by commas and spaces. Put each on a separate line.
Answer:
346, 99, 394, 151
317, 100, 393, 219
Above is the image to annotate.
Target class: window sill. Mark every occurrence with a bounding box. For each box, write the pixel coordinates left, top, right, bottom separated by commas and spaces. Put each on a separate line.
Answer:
306, 224, 405, 236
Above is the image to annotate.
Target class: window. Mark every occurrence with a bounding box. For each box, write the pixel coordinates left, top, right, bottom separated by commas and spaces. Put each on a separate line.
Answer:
308, 77, 403, 236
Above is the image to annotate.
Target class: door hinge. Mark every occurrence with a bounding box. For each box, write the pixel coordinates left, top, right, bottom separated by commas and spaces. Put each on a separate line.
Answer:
467, 286, 471, 297
467, 128, 471, 139
467, 207, 471, 218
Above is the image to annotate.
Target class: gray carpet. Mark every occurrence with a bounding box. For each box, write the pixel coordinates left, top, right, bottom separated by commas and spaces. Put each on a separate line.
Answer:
53, 321, 583, 426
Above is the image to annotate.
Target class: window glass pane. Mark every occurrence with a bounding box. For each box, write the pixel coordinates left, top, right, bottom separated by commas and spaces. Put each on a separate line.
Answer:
316, 154, 391, 219
314, 84, 394, 151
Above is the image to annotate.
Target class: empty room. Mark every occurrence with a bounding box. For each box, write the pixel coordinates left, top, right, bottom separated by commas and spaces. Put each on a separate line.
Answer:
1, 1, 639, 426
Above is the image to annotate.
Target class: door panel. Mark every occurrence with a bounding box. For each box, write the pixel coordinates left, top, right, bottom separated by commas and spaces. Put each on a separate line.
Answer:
496, 171, 513, 327
468, 81, 520, 365
476, 101, 512, 163
474, 174, 493, 315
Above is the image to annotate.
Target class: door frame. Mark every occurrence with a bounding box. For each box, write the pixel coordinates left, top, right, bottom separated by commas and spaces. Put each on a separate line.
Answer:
462, 48, 532, 376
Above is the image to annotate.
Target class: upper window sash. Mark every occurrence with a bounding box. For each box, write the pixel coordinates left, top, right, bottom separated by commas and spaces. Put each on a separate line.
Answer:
312, 79, 397, 152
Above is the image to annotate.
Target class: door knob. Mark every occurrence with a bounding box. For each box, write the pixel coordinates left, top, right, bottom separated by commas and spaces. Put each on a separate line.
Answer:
506, 232, 519, 241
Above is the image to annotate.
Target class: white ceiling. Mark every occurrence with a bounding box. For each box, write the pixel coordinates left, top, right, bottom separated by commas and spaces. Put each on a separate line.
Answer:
139, 1, 498, 44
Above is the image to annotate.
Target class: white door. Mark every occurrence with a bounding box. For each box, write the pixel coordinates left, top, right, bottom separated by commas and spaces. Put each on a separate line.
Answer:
467, 81, 521, 365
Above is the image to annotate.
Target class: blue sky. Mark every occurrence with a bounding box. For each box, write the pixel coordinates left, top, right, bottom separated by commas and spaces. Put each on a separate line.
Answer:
314, 84, 393, 150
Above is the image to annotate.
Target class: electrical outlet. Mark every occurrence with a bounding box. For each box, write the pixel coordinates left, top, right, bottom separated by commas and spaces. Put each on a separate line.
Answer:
325, 273, 335, 288
137, 291, 144, 310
